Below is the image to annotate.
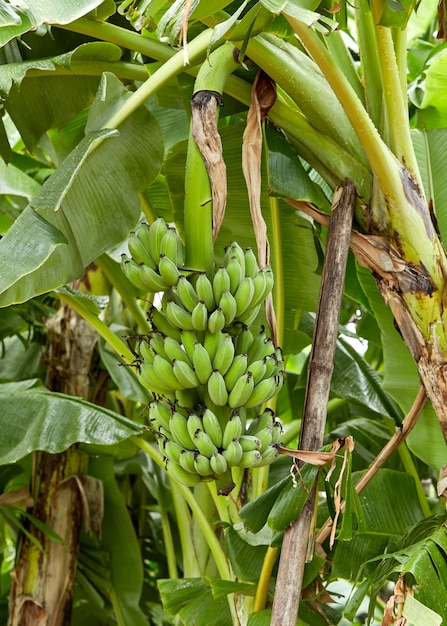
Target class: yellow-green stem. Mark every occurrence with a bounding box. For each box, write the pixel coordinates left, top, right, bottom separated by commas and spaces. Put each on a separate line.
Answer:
56, 291, 135, 362
254, 546, 278, 611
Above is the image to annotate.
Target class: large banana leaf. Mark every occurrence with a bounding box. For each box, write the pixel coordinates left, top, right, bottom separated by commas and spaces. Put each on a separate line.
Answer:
0, 42, 132, 154
0, 380, 144, 464
0, 73, 164, 307
0, 0, 104, 46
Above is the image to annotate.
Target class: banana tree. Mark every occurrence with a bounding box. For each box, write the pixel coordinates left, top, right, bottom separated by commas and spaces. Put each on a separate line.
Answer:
0, 0, 446, 625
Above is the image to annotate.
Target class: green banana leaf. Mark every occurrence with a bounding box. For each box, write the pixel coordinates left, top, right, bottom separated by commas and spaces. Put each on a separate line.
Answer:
0, 42, 133, 154
0, 380, 144, 464
0, 73, 164, 307
0, 0, 103, 46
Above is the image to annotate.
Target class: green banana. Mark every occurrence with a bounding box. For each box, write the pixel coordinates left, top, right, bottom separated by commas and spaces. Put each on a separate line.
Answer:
219, 290, 237, 326
192, 342, 213, 385
161, 439, 183, 464
213, 266, 231, 304
194, 429, 219, 457
210, 452, 228, 476
148, 400, 172, 431
139, 340, 155, 365
247, 408, 275, 434
257, 445, 279, 467
121, 256, 151, 292
158, 254, 181, 287
160, 227, 183, 267
270, 421, 283, 444
195, 272, 215, 311
149, 307, 182, 341
248, 358, 267, 385
238, 449, 262, 468
127, 231, 157, 269
224, 353, 248, 392
236, 304, 262, 327
254, 427, 273, 453
203, 330, 223, 362
173, 359, 200, 388
166, 460, 201, 487
165, 300, 195, 331
169, 411, 196, 449
234, 276, 255, 317
222, 412, 243, 449
179, 449, 197, 474
149, 332, 169, 360
163, 336, 192, 365
186, 412, 204, 442
175, 275, 199, 312
239, 434, 262, 451
212, 333, 235, 376
134, 222, 160, 267
245, 376, 278, 408
207, 307, 226, 334
146, 217, 169, 263
225, 255, 244, 295
235, 326, 254, 355
139, 264, 170, 292
202, 408, 223, 448
244, 247, 260, 278
207, 370, 229, 407
246, 329, 270, 363
194, 453, 214, 477
191, 300, 209, 332
140, 363, 173, 395
152, 354, 182, 391
222, 439, 243, 467
228, 371, 255, 409
180, 329, 198, 362
225, 242, 246, 273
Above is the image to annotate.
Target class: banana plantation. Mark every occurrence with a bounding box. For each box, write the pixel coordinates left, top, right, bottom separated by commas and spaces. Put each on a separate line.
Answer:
1, 0, 447, 624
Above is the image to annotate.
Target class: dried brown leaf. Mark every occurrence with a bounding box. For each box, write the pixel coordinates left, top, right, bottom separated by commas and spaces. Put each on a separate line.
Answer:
0, 487, 33, 508
242, 71, 276, 269
191, 90, 226, 240
437, 464, 447, 497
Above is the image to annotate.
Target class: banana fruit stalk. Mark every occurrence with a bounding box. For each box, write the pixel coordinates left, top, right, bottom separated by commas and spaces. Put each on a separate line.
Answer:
122, 230, 286, 492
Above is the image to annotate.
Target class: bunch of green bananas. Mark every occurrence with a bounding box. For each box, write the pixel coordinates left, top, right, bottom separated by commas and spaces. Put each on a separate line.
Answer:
122, 219, 285, 493
149, 401, 282, 491
121, 217, 184, 292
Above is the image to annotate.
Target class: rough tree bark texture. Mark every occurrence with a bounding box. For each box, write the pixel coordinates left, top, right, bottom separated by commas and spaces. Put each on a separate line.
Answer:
8, 304, 98, 626
271, 181, 355, 626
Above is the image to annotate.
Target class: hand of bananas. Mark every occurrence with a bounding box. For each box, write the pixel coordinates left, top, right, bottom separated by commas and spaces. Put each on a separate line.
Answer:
121, 218, 285, 494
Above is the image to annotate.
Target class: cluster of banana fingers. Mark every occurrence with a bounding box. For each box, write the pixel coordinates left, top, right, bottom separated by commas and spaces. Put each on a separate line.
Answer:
122, 218, 285, 493
151, 402, 282, 489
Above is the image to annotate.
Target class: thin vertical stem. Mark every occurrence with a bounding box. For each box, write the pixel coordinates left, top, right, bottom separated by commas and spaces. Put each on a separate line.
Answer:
271, 180, 356, 626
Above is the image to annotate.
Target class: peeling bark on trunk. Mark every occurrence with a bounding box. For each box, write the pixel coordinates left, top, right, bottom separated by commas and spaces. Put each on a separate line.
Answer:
8, 305, 98, 626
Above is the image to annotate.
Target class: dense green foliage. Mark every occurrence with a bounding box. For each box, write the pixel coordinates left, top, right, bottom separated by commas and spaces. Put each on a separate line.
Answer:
0, 1, 446, 624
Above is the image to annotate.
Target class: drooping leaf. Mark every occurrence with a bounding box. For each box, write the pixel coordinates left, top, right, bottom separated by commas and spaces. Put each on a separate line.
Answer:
0, 0, 104, 46
331, 469, 426, 580
158, 578, 232, 625
223, 526, 269, 581
0, 73, 164, 307
0, 382, 144, 464
0, 43, 126, 153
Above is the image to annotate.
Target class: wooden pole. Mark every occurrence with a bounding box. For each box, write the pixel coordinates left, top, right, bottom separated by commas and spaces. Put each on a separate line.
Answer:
271, 179, 355, 626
